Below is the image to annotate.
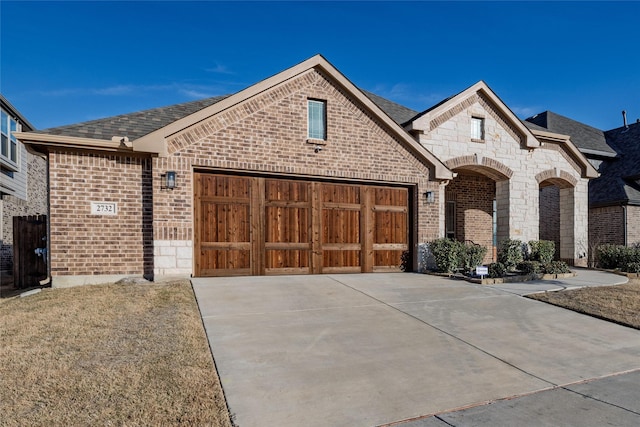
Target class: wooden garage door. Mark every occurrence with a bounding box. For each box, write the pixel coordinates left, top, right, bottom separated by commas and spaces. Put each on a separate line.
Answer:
194, 173, 409, 276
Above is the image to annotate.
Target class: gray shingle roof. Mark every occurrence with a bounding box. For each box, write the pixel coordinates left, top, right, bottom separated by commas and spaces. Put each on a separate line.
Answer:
361, 90, 420, 125
34, 95, 229, 140
589, 122, 640, 206
524, 111, 616, 156
35, 89, 418, 140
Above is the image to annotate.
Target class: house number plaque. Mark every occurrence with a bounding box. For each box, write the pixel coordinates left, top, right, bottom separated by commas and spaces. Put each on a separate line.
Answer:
91, 202, 118, 215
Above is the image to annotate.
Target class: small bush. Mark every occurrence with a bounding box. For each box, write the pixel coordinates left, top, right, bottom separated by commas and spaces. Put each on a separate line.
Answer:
498, 239, 524, 271
596, 244, 640, 269
623, 262, 640, 274
543, 261, 571, 274
429, 238, 463, 273
528, 240, 555, 264
488, 262, 507, 278
461, 244, 488, 274
517, 261, 543, 275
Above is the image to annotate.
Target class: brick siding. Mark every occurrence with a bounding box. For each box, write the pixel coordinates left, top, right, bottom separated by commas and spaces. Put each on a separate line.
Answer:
539, 186, 560, 258
445, 173, 495, 264
48, 151, 153, 278
48, 68, 441, 279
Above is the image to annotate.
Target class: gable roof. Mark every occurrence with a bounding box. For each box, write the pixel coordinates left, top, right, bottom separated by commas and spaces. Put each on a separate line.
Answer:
1, 94, 35, 132
405, 81, 541, 149
524, 111, 616, 157
15, 54, 454, 180
589, 122, 640, 206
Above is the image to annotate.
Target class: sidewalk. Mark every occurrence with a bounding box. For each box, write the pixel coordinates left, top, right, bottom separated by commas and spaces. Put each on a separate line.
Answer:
488, 268, 629, 296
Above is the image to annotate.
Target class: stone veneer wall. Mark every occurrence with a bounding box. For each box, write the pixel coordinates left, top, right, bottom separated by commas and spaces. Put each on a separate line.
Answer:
628, 205, 640, 245
414, 92, 589, 265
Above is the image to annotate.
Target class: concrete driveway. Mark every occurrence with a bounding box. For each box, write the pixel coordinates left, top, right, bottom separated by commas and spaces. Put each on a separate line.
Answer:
192, 273, 640, 427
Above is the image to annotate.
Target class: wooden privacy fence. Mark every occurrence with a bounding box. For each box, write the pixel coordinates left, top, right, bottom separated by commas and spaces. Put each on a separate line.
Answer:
13, 215, 48, 289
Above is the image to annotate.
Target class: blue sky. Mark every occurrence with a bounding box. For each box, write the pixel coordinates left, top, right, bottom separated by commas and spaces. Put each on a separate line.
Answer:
2, 1, 639, 131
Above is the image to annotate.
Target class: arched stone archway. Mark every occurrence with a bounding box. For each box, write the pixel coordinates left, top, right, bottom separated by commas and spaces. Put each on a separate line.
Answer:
443, 156, 514, 263
536, 169, 577, 263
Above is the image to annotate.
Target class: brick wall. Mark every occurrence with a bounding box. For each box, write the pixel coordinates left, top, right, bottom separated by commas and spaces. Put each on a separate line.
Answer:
153, 68, 440, 275
48, 151, 153, 283
589, 205, 625, 247
445, 173, 495, 264
47, 68, 442, 280
539, 186, 560, 258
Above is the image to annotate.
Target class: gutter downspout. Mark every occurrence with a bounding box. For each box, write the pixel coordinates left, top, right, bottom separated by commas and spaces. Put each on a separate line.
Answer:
623, 204, 628, 246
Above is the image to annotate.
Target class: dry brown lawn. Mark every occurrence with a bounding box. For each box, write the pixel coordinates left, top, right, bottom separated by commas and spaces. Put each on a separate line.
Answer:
527, 278, 640, 329
0, 280, 233, 427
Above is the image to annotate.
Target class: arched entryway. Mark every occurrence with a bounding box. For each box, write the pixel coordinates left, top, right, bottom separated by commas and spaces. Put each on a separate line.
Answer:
536, 169, 577, 264
444, 156, 512, 263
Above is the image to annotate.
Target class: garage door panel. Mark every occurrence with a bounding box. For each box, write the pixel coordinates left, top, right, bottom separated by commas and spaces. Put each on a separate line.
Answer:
322, 209, 360, 244
201, 203, 251, 243
195, 174, 409, 277
199, 248, 251, 276
265, 206, 310, 243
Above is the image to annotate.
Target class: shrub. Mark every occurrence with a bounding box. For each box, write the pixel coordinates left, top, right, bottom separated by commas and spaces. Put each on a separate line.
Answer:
623, 262, 640, 274
429, 238, 463, 273
461, 244, 488, 274
488, 262, 507, 278
528, 240, 555, 264
543, 261, 571, 274
517, 261, 543, 275
498, 239, 524, 271
596, 244, 640, 269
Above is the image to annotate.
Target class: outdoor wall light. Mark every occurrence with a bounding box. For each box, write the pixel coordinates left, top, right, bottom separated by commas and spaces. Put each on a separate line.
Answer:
424, 191, 435, 203
164, 171, 177, 190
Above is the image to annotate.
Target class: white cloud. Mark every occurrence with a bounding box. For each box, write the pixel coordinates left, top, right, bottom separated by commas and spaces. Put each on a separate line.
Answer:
205, 63, 234, 75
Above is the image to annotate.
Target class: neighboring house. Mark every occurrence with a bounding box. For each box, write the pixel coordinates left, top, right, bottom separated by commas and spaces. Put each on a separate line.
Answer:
0, 95, 48, 281
15, 55, 597, 287
525, 111, 640, 250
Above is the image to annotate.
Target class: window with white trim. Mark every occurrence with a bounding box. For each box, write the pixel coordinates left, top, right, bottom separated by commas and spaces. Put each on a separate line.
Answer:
307, 99, 326, 140
471, 116, 485, 141
1, 108, 20, 169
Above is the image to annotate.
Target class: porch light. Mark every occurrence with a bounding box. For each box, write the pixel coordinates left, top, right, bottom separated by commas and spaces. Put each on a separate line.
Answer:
165, 171, 176, 190
424, 191, 435, 203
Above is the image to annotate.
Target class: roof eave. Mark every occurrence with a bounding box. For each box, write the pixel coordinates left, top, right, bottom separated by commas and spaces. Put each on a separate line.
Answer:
14, 131, 156, 154
529, 129, 599, 179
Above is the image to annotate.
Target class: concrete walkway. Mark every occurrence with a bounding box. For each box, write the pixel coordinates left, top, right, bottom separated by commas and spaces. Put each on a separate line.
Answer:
192, 270, 640, 427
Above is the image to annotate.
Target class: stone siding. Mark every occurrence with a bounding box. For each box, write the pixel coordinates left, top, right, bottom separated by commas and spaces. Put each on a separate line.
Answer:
628, 205, 640, 245
414, 92, 590, 264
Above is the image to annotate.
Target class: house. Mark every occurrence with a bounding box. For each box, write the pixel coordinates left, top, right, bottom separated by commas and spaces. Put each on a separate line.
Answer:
525, 111, 640, 250
15, 55, 597, 287
0, 95, 48, 283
